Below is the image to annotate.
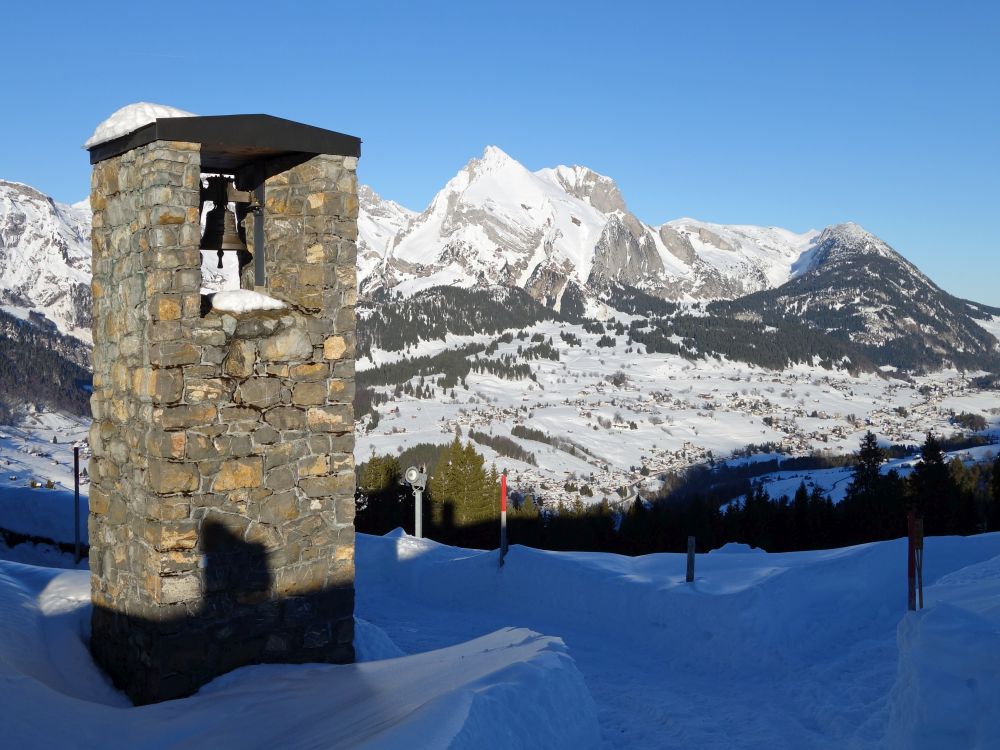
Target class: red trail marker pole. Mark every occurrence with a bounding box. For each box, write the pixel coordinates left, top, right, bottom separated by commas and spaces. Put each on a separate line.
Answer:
499, 472, 508, 567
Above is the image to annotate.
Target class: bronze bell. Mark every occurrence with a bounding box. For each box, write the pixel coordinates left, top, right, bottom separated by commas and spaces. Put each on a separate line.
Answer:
200, 176, 247, 268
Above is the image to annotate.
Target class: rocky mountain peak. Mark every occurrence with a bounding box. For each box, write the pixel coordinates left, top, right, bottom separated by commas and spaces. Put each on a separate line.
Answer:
467, 145, 519, 177
539, 165, 628, 215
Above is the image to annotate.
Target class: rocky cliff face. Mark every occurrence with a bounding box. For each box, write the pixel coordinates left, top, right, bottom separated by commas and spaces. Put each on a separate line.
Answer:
0, 180, 92, 341
360, 146, 822, 310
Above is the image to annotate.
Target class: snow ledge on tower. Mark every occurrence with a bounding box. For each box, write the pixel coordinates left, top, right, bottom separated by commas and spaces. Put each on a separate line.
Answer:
83, 102, 196, 149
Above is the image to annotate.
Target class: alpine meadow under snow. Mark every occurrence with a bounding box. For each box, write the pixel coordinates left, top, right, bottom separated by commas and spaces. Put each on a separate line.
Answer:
1, 118, 999, 747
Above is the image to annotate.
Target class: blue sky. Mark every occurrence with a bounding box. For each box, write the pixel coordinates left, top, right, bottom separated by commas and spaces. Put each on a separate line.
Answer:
2, 1, 998, 303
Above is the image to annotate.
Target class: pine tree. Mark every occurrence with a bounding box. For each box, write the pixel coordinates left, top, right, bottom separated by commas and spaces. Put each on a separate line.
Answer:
908, 433, 953, 534
359, 455, 400, 493
847, 431, 884, 500
428, 438, 497, 545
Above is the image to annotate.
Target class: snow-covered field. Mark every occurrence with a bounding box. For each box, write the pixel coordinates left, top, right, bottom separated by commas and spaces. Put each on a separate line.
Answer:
357, 318, 999, 505
0, 412, 90, 543
2, 530, 998, 748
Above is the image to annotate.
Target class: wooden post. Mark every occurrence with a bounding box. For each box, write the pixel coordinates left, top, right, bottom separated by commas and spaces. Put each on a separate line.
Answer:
686, 536, 695, 583
916, 516, 924, 610
499, 472, 508, 567
73, 446, 81, 565
907, 510, 917, 611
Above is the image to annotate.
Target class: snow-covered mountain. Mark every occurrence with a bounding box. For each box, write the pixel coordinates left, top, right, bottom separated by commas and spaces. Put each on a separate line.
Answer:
2, 149, 997, 374
359, 146, 820, 307
715, 222, 1000, 371
357, 184, 418, 290
0, 181, 92, 342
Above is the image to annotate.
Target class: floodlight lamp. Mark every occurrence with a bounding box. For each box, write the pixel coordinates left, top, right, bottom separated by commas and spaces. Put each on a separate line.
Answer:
405, 465, 427, 490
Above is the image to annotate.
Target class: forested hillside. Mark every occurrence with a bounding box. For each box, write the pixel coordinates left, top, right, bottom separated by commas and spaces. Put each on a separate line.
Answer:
0, 310, 91, 419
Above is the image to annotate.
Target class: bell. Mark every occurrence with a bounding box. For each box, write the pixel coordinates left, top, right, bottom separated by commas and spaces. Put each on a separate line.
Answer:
200, 201, 247, 256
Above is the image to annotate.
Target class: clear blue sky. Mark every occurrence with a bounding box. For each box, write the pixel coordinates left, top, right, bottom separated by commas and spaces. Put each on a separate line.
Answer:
2, 1, 998, 304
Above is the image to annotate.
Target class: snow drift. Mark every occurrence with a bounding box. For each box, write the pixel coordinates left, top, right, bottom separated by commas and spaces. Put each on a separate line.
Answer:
0, 560, 599, 749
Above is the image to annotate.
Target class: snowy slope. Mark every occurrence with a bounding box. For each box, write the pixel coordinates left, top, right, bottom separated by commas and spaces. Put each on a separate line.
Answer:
2, 527, 998, 748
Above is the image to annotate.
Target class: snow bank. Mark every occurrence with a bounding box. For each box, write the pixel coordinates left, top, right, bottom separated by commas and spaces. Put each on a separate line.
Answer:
0, 560, 599, 750
709, 541, 764, 554
354, 616, 405, 661
885, 554, 1000, 749
210, 289, 287, 314
83, 102, 195, 149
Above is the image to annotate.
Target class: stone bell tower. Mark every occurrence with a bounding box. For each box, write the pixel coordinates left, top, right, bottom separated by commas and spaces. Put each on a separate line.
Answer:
86, 114, 360, 704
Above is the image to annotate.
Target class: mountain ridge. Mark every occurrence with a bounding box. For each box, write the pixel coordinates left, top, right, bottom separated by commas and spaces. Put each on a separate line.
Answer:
1, 150, 997, 374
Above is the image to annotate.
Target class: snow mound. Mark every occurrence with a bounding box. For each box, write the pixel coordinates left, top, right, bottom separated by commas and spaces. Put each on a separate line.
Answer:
210, 289, 287, 314
354, 616, 405, 661
885, 554, 1000, 749
83, 102, 195, 149
0, 560, 599, 749
709, 542, 765, 554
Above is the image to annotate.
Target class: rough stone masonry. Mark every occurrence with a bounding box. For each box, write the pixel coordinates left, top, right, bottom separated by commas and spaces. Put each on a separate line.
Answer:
88, 139, 358, 704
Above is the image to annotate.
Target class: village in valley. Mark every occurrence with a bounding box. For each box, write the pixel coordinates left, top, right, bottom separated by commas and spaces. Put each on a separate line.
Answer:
354, 318, 998, 510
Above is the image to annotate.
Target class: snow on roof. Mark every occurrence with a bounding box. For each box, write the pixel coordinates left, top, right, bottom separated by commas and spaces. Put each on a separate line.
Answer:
210, 289, 287, 314
83, 102, 196, 149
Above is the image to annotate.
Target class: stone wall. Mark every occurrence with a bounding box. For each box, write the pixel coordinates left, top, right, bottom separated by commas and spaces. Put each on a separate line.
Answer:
89, 141, 357, 705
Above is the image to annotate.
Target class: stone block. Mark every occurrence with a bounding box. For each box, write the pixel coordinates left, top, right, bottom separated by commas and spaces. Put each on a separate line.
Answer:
236, 377, 283, 408
307, 405, 352, 432
153, 295, 183, 321
150, 369, 184, 404
213, 458, 264, 492
323, 335, 349, 360
148, 460, 199, 494
326, 379, 354, 403
159, 574, 202, 605
150, 342, 200, 367
146, 429, 186, 459
299, 473, 354, 498
224, 339, 257, 378
260, 327, 312, 362
259, 491, 298, 524
291, 381, 326, 406
298, 455, 329, 477
264, 407, 306, 431
289, 362, 328, 381
157, 403, 217, 430
184, 378, 229, 404
152, 522, 200, 552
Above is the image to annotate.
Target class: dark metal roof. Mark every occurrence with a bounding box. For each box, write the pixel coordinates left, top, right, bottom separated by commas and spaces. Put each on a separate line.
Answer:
86, 114, 361, 170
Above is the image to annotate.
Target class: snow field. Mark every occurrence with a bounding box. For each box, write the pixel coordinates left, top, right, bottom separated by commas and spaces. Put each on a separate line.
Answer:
1, 522, 998, 748
357, 531, 1000, 749
0, 413, 90, 542
0, 557, 599, 750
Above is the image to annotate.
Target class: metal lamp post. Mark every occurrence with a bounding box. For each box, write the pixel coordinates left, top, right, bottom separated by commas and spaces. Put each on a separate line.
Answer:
404, 465, 427, 538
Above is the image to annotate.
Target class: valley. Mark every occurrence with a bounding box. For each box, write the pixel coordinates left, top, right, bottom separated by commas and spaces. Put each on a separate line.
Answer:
356, 311, 998, 510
